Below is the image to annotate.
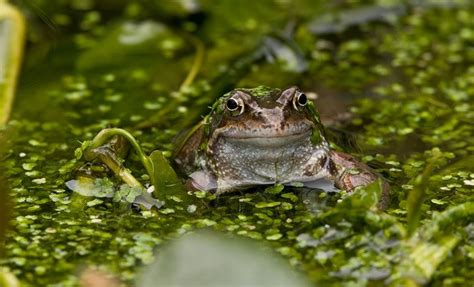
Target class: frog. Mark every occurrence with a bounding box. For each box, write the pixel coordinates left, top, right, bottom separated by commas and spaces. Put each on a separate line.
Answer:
74, 86, 388, 208
174, 86, 388, 197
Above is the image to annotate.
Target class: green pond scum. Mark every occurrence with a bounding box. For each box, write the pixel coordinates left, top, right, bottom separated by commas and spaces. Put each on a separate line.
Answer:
0, 0, 473, 286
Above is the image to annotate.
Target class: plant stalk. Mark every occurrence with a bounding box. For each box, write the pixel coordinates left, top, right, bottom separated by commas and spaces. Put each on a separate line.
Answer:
84, 128, 154, 178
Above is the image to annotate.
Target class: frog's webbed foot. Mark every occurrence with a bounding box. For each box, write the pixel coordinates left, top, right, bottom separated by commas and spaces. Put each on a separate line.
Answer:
186, 170, 218, 192
328, 151, 390, 209
299, 178, 339, 192
186, 171, 250, 194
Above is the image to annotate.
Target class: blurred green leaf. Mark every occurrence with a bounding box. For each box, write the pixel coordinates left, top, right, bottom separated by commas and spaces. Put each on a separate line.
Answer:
76, 20, 188, 71
407, 148, 444, 237
0, 267, 20, 287
136, 231, 312, 287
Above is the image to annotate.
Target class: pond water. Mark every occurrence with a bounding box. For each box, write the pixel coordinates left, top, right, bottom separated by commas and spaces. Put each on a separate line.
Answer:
1, 0, 473, 286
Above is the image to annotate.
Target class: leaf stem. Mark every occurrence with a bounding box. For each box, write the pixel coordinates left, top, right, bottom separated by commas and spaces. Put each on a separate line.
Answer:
179, 34, 205, 91
84, 128, 154, 179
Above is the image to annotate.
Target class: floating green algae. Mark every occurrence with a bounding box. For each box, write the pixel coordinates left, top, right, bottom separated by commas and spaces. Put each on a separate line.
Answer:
0, 1, 473, 286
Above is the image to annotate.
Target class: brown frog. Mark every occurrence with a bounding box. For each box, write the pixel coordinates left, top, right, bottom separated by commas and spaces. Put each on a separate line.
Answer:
174, 86, 388, 204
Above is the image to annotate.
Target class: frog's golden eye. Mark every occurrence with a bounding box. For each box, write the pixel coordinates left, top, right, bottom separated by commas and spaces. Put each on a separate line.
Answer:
226, 98, 245, 115
293, 92, 307, 110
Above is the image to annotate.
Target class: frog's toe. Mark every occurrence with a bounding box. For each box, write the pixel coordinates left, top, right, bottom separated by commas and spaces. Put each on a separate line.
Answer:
337, 172, 391, 210
338, 172, 377, 192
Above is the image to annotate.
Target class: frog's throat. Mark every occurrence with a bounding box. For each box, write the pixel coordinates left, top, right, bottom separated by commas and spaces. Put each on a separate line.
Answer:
211, 147, 332, 194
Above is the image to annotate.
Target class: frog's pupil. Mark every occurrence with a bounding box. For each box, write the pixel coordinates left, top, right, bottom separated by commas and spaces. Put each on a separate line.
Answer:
226, 98, 239, 111
298, 93, 307, 106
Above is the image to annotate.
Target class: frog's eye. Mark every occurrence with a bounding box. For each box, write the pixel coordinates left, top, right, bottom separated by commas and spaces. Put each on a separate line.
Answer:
226, 98, 245, 115
293, 92, 308, 110
226, 98, 239, 111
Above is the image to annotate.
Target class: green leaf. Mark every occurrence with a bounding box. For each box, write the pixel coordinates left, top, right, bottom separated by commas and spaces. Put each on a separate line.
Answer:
431, 198, 447, 205
86, 198, 103, 207
264, 184, 284, 194
148, 150, 189, 203
136, 231, 311, 287
255, 201, 281, 208
114, 184, 144, 203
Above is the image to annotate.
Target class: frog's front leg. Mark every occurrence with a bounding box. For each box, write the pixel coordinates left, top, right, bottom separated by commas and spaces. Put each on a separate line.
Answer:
327, 151, 390, 208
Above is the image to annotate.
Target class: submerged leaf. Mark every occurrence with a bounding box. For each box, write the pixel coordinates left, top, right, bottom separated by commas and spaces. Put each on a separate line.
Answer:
66, 176, 162, 209
66, 177, 115, 198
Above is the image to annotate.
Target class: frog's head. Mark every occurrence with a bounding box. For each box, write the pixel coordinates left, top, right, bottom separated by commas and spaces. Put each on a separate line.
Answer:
205, 86, 327, 149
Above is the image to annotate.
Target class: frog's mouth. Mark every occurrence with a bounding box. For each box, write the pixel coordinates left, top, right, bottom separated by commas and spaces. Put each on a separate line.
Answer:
210, 119, 316, 148
226, 131, 311, 147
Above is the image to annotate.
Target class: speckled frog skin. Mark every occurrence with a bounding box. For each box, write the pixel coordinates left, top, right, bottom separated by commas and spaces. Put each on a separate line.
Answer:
175, 86, 388, 199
